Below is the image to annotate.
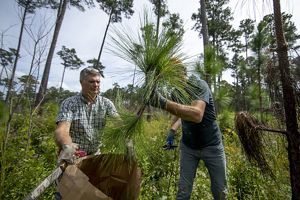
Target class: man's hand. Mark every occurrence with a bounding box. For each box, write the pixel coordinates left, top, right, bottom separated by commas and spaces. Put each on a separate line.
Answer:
163, 129, 177, 150
58, 143, 78, 165
149, 90, 167, 109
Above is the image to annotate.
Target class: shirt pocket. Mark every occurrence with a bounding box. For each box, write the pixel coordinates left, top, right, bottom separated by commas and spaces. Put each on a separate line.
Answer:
71, 111, 86, 133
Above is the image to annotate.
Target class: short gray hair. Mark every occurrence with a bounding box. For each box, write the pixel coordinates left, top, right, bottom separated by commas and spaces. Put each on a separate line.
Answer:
80, 67, 101, 82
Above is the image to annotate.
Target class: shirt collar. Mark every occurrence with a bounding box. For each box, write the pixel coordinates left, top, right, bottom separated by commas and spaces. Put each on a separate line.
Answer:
79, 92, 99, 104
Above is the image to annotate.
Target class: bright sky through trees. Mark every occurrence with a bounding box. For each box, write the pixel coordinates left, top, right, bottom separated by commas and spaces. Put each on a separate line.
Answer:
0, 0, 299, 92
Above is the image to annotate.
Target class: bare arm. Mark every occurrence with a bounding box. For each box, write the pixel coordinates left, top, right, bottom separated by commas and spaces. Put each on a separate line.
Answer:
165, 100, 206, 123
54, 121, 73, 148
170, 116, 181, 131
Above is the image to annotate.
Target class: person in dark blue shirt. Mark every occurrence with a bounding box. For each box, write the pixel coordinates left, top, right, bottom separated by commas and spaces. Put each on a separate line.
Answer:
151, 76, 227, 200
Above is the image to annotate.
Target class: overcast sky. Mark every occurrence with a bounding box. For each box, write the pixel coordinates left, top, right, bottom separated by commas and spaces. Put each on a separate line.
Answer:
0, 0, 299, 93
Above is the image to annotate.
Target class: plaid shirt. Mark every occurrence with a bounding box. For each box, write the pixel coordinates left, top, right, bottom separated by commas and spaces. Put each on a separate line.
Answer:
56, 93, 119, 154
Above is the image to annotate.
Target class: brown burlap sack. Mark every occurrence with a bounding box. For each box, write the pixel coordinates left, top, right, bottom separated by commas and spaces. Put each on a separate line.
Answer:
58, 154, 141, 200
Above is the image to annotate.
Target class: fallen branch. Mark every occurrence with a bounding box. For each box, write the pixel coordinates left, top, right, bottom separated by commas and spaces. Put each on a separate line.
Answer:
235, 111, 286, 178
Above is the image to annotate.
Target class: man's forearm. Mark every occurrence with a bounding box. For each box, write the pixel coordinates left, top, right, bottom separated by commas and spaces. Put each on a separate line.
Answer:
55, 122, 72, 147
171, 117, 181, 131
165, 100, 204, 123
55, 132, 72, 147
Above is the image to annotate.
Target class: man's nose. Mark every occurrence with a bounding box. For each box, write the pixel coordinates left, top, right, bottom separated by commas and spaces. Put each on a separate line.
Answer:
93, 82, 100, 86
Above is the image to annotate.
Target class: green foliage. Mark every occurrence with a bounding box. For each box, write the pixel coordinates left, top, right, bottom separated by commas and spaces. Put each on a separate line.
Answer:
217, 110, 235, 132
192, 0, 233, 54
246, 85, 270, 112
1, 0, 297, 198
135, 114, 180, 200
57, 46, 84, 91
87, 58, 106, 77
203, 45, 224, 76
44, 87, 77, 104
214, 85, 233, 113
0, 101, 8, 124
109, 11, 189, 97
134, 112, 291, 199
1, 103, 58, 199
261, 13, 300, 48
96, 0, 134, 22
102, 108, 146, 153
3, 149, 56, 200
223, 125, 290, 200
105, 10, 191, 159
149, 0, 168, 18
1, 101, 292, 199
162, 13, 184, 38
69, 0, 95, 12
0, 48, 16, 68
226, 147, 290, 200
17, 0, 47, 13
102, 83, 142, 110
57, 46, 84, 70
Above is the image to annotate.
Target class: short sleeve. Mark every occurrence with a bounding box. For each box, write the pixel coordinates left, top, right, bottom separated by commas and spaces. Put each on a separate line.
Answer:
56, 98, 74, 124
195, 80, 210, 103
186, 78, 210, 104
104, 98, 119, 118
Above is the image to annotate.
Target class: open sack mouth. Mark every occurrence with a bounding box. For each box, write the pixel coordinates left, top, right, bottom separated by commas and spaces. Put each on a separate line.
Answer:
58, 154, 141, 200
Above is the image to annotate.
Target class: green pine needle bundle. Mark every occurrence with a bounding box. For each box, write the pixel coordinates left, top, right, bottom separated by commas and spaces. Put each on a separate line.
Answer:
103, 108, 145, 153
104, 11, 192, 156
109, 11, 190, 101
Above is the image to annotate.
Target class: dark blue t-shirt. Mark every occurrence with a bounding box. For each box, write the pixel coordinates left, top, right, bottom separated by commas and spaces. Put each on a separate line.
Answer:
180, 77, 221, 149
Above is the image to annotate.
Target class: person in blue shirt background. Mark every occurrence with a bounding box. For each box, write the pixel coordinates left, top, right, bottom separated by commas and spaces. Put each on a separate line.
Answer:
151, 75, 227, 200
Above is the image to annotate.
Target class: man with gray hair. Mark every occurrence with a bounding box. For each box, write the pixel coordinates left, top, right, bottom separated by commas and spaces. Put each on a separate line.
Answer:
55, 67, 119, 164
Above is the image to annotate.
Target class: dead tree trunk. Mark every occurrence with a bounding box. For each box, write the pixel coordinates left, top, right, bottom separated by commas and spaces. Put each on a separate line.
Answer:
273, 0, 300, 199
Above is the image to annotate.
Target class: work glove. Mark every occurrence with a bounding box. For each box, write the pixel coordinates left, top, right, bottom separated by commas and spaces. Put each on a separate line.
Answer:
163, 129, 177, 150
149, 90, 167, 109
58, 143, 78, 165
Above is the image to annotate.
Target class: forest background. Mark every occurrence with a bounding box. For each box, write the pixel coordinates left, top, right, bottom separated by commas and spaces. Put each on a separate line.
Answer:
1, 0, 300, 199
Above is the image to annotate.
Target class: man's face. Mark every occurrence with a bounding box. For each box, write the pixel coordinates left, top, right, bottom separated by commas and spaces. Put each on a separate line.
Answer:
81, 75, 101, 98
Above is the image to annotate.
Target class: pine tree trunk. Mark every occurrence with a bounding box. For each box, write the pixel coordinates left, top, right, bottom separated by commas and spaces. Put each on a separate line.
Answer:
200, 0, 209, 46
273, 0, 300, 199
5, 4, 27, 103
35, 0, 68, 106
200, 0, 210, 87
97, 9, 113, 64
257, 50, 263, 120
155, 0, 161, 42
59, 66, 66, 92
